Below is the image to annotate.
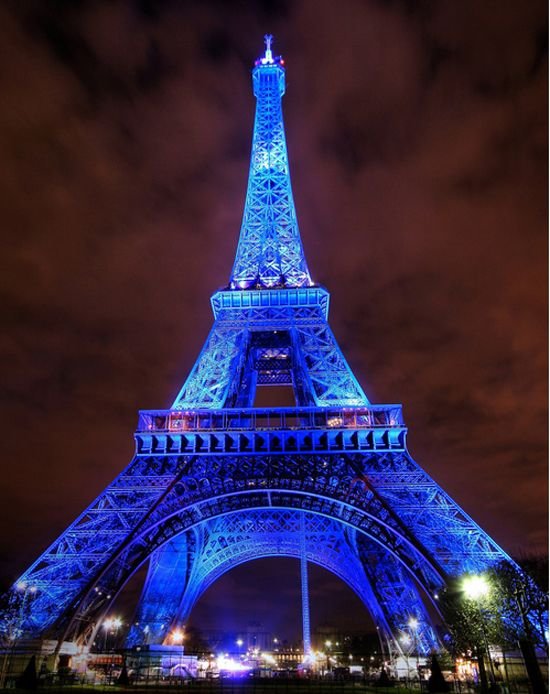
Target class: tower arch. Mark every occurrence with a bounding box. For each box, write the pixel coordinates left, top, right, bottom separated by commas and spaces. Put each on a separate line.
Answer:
55, 464, 447, 653
132, 509, 444, 655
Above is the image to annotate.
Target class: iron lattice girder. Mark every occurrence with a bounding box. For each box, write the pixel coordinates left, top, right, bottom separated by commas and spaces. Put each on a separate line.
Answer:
128, 510, 437, 653
124, 532, 198, 648
128, 511, 366, 645
356, 537, 439, 654
231, 61, 310, 288
173, 289, 369, 409
102, 489, 439, 654
174, 512, 373, 609
11, 441, 509, 642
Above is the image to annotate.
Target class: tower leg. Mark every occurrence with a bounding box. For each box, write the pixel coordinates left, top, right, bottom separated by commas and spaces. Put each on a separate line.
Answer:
126, 533, 194, 647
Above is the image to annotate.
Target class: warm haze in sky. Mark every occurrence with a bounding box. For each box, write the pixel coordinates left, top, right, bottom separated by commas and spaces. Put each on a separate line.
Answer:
1, 0, 547, 637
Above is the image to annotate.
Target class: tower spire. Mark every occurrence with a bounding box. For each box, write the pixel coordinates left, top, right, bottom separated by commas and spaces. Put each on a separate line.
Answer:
230, 36, 312, 289
263, 33, 274, 63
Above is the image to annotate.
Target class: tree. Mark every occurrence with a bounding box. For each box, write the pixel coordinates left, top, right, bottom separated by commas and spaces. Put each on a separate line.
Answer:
491, 558, 548, 653
0, 588, 25, 648
440, 563, 548, 694
439, 575, 501, 693
427, 654, 450, 694
16, 655, 37, 690
489, 560, 548, 694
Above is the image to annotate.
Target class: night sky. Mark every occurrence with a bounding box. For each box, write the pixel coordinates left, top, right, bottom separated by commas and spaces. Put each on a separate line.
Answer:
1, 1, 547, 640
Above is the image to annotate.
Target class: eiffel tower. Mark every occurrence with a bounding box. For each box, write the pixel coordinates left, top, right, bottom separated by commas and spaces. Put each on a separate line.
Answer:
4, 37, 516, 658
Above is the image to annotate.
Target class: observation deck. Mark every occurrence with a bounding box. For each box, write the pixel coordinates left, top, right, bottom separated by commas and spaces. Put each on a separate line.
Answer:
211, 286, 329, 319
135, 405, 406, 456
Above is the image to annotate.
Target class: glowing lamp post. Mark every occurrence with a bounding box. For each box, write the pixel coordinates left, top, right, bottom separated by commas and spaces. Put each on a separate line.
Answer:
102, 616, 123, 651
407, 617, 420, 675
462, 574, 493, 692
462, 575, 490, 601
102, 616, 122, 685
400, 633, 413, 683
325, 640, 332, 674
102, 619, 113, 651
112, 617, 123, 650
171, 629, 184, 646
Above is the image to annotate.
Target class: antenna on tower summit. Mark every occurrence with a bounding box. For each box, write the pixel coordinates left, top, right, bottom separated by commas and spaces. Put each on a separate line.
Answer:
263, 33, 273, 63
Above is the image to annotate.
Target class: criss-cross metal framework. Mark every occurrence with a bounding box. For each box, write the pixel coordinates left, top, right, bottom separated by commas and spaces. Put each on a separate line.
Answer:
230, 36, 311, 290
1, 38, 529, 659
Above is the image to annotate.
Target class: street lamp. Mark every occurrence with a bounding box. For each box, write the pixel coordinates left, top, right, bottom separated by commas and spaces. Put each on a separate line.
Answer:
463, 575, 490, 601
102, 616, 123, 651
171, 629, 184, 645
324, 641, 332, 674
102, 619, 113, 651
462, 574, 493, 692
101, 616, 122, 685
400, 633, 413, 684
407, 617, 420, 675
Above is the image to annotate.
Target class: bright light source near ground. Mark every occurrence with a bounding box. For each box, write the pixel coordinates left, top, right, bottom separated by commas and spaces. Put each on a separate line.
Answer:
462, 574, 490, 600
171, 629, 184, 644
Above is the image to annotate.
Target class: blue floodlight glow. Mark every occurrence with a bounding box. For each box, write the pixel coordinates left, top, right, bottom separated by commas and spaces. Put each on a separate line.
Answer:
1, 37, 545, 662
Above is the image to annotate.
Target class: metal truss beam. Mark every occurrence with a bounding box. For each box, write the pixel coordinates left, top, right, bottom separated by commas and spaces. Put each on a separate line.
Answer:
7, 446, 514, 646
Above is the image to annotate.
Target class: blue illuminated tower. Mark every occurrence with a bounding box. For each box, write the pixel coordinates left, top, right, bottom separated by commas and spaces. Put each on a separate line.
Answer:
2, 37, 539, 662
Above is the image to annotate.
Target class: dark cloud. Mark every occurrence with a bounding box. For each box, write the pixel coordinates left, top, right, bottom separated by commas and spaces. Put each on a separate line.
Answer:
0, 0, 546, 637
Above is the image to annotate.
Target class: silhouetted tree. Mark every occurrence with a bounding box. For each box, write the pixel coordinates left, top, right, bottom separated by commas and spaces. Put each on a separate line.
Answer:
494, 558, 548, 653
428, 654, 450, 693
117, 662, 130, 686
440, 574, 502, 693
376, 667, 393, 687
16, 655, 37, 690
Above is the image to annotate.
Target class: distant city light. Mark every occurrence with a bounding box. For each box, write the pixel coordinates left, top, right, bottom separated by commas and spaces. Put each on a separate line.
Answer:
216, 655, 250, 675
